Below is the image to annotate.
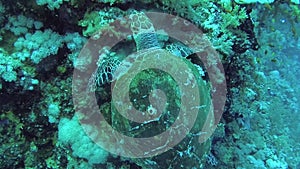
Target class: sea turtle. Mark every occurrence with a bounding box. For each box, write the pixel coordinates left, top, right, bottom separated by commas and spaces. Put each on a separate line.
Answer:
86, 11, 213, 169
87, 11, 203, 91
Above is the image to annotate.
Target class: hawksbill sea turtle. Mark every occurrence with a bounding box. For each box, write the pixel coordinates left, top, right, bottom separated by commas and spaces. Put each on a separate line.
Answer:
82, 11, 217, 168
87, 11, 205, 92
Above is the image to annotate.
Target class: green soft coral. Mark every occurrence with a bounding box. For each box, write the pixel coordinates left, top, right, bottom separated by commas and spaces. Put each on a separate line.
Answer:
159, 0, 249, 55
220, 6, 248, 30
78, 11, 103, 37
78, 8, 124, 37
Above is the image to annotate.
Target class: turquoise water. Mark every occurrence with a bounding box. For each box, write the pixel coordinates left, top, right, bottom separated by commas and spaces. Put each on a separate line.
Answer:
0, 1, 299, 168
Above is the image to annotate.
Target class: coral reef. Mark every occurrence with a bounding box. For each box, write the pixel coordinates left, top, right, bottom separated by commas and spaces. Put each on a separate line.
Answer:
0, 0, 299, 168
